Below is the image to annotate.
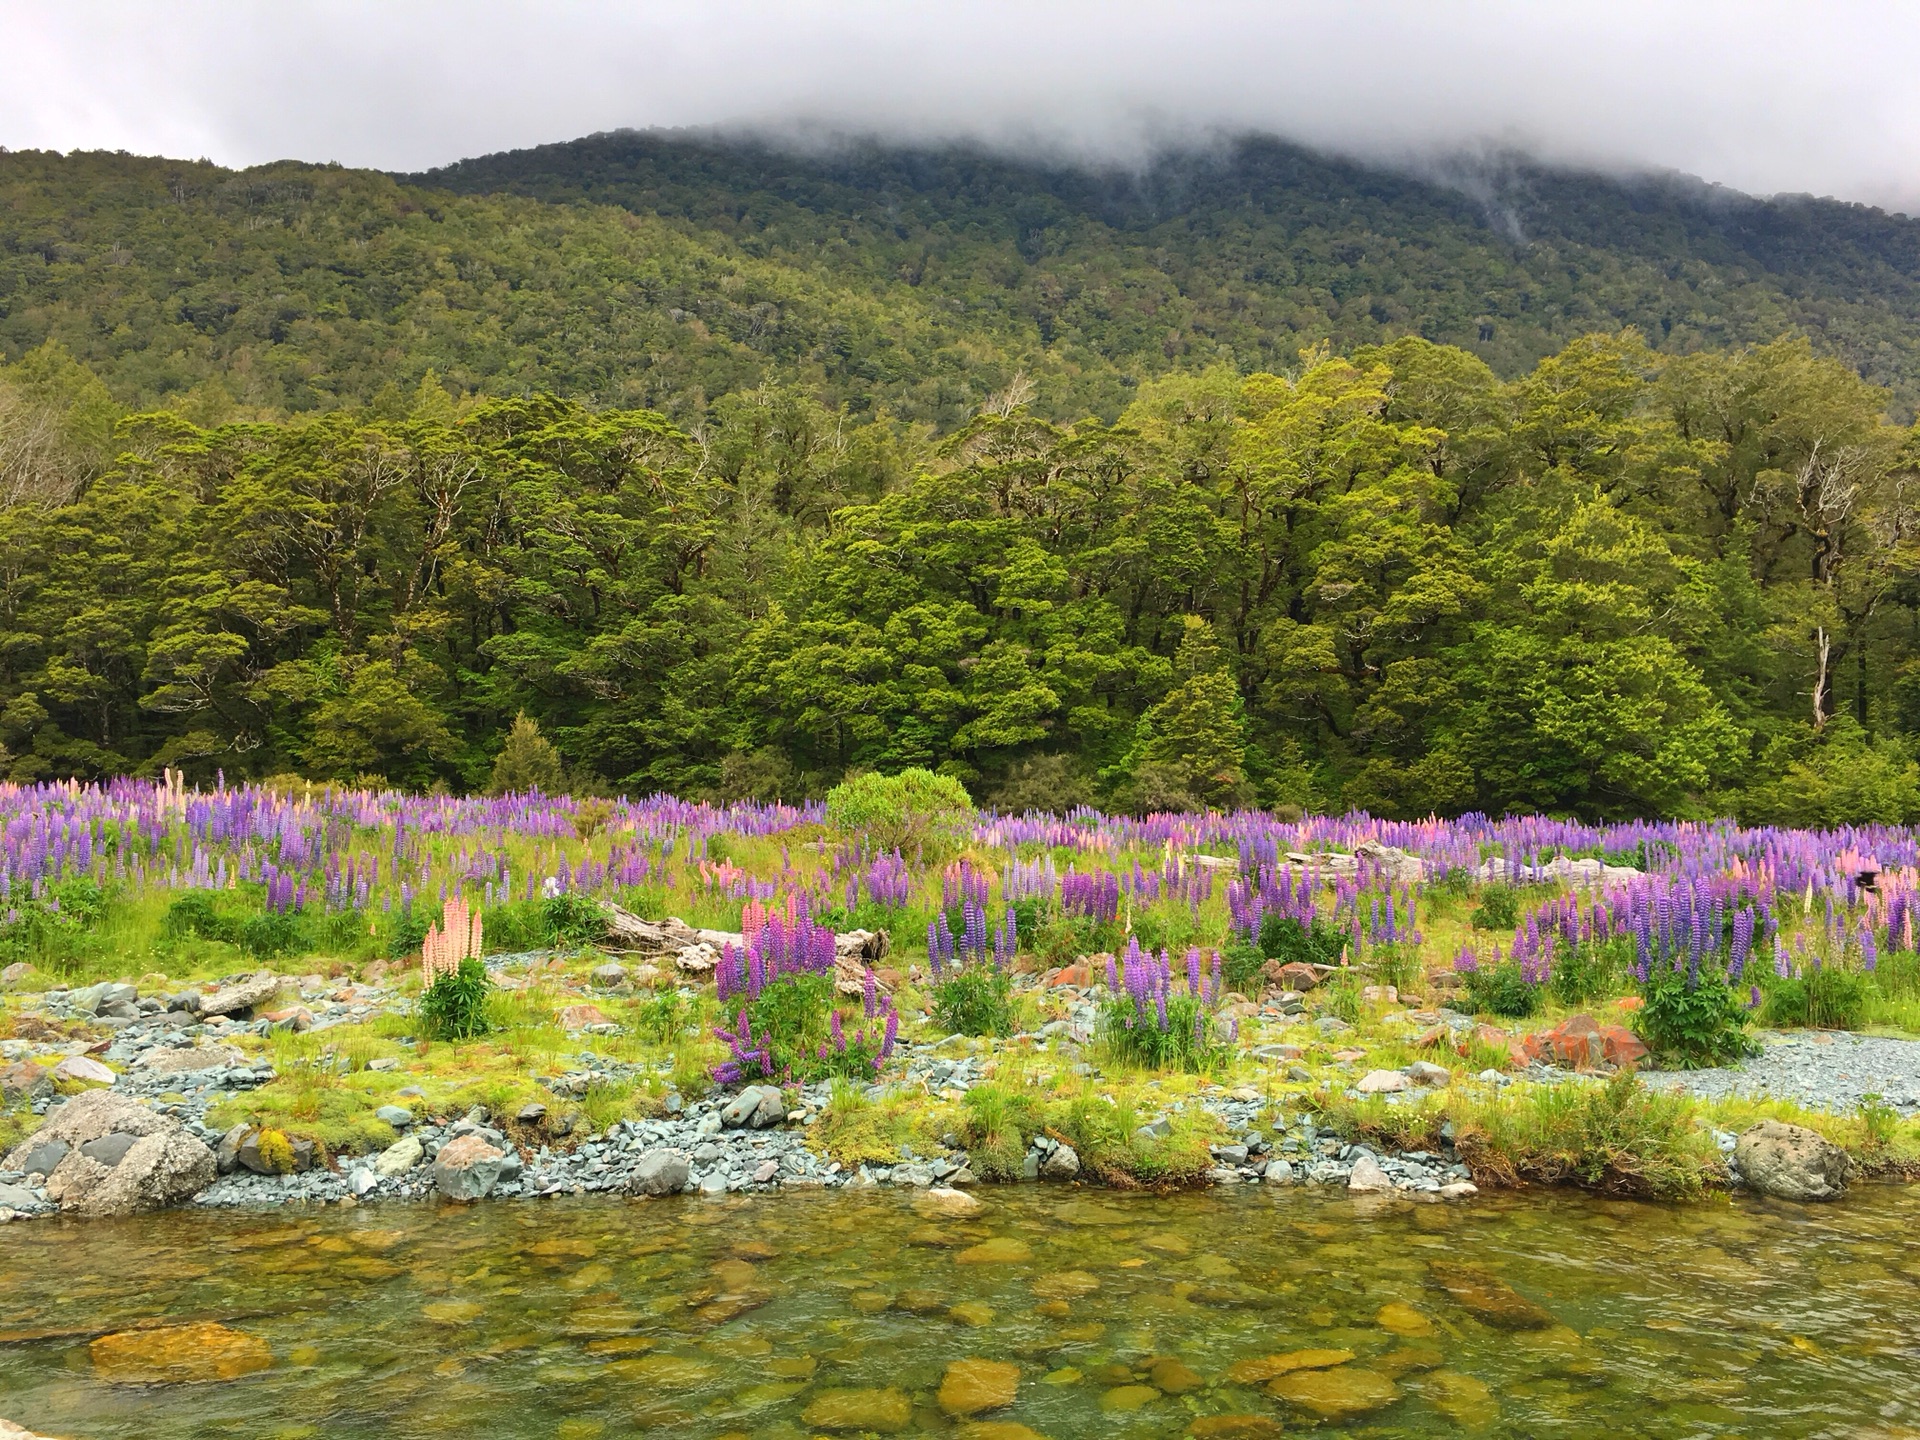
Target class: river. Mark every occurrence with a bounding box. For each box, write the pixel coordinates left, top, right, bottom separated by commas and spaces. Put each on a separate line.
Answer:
3, 1183, 1918, 1437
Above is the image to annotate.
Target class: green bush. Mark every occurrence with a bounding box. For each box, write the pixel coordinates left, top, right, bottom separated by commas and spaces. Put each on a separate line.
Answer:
1463, 960, 1542, 1019
542, 891, 607, 948
1551, 939, 1626, 1006
1635, 967, 1752, 1067
824, 768, 974, 855
1762, 965, 1873, 1030
932, 967, 1014, 1037
1470, 884, 1520, 931
385, 908, 430, 960
419, 957, 493, 1041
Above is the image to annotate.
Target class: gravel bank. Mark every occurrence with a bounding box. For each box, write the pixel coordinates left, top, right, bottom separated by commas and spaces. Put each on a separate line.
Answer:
1641, 1031, 1920, 1115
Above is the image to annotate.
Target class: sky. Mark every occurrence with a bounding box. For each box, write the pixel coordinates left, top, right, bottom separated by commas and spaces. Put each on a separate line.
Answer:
6, 1, 1920, 209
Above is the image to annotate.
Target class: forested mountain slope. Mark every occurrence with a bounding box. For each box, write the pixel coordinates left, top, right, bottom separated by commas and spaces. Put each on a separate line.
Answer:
5, 131, 1920, 425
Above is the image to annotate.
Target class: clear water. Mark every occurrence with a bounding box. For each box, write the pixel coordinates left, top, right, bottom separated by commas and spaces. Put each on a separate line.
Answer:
4, 1184, 1919, 1438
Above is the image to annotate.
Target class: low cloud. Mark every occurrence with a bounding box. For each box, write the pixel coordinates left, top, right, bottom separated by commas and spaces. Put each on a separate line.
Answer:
5, 0, 1920, 209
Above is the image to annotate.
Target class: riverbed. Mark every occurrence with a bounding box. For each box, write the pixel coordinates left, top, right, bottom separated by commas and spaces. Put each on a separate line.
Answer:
4, 1184, 1918, 1438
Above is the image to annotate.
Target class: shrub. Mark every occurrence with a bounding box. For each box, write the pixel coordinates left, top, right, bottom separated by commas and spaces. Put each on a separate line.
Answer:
163, 891, 236, 945
713, 971, 899, 1084
932, 966, 1015, 1037
1762, 965, 1873, 1030
419, 956, 493, 1041
238, 909, 305, 959
1470, 884, 1520, 931
488, 711, 566, 796
542, 891, 607, 948
1462, 960, 1541, 1019
385, 908, 430, 960
824, 768, 974, 855
1635, 966, 1752, 1067
1100, 991, 1226, 1073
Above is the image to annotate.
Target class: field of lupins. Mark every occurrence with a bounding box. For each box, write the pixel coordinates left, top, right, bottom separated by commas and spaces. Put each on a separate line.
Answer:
4, 776, 1920, 1053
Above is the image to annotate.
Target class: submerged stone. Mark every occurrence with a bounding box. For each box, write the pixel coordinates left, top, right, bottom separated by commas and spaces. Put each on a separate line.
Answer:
1268, 1365, 1401, 1418
957, 1237, 1032, 1264
90, 1322, 273, 1384
939, 1358, 1020, 1416
1428, 1263, 1556, 1329
1225, 1348, 1353, 1384
1188, 1418, 1288, 1439
802, 1387, 914, 1433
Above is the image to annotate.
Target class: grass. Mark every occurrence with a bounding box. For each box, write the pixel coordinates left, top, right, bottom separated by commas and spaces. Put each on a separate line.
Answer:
1314, 1072, 1731, 1200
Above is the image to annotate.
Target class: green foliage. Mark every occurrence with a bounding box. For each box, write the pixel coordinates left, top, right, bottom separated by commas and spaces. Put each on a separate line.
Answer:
1635, 967, 1753, 1067
419, 957, 494, 1041
823, 769, 974, 853
385, 909, 431, 960
0, 876, 110, 977
1463, 961, 1542, 1019
931, 967, 1014, 1037
1735, 719, 1920, 827
1259, 912, 1348, 967
1762, 965, 1874, 1030
1469, 885, 1521, 931
489, 712, 567, 795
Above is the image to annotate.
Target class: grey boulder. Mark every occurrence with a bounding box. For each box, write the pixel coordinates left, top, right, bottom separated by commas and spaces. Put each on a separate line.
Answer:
1735, 1120, 1851, 1201
628, 1148, 691, 1196
720, 1085, 786, 1130
199, 970, 283, 1018
1040, 1144, 1081, 1180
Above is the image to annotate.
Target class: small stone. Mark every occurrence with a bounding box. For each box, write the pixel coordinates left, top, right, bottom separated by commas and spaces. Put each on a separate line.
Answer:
1100, 1384, 1161, 1412
1438, 1181, 1478, 1200
1377, 1302, 1434, 1336
1405, 1060, 1451, 1087
1189, 1416, 1287, 1439
1148, 1357, 1204, 1394
516, 1102, 547, 1124
375, 1105, 414, 1127
628, 1148, 690, 1196
915, 1185, 983, 1216
956, 1237, 1032, 1264
938, 1358, 1020, 1416
1355, 1069, 1409, 1094
199, 971, 281, 1019
1225, 1349, 1355, 1384
556, 1004, 610, 1029
590, 962, 628, 988
0, 1060, 50, 1104
78, 1133, 139, 1167
13, 1136, 70, 1178
0, 961, 34, 987
752, 1160, 779, 1184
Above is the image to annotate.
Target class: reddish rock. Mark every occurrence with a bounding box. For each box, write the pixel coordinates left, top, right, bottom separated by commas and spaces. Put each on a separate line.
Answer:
556, 1004, 610, 1028
1616, 995, 1645, 1012
260, 1006, 313, 1031
1413, 1025, 1447, 1048
1276, 962, 1321, 991
1050, 963, 1092, 988
0, 1060, 50, 1103
1598, 1024, 1649, 1069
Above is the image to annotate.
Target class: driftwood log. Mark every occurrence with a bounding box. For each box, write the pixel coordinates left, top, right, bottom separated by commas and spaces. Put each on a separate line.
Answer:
599, 903, 892, 995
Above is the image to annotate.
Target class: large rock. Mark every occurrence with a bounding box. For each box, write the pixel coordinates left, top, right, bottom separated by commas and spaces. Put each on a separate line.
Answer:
44, 1132, 217, 1218
0, 1418, 68, 1439
1347, 1155, 1394, 1193
1735, 1120, 1851, 1201
1356, 1070, 1410, 1094
199, 971, 282, 1019
431, 1133, 508, 1201
628, 1148, 690, 1196
134, 1044, 245, 1075
0, 960, 35, 987
237, 1130, 316, 1175
720, 1085, 785, 1130
52, 1055, 116, 1086
1521, 1014, 1649, 1071
1427, 1262, 1556, 1329
1268, 1365, 1401, 1419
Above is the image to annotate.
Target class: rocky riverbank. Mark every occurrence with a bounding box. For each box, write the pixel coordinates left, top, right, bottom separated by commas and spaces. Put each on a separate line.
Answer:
5, 954, 1916, 1223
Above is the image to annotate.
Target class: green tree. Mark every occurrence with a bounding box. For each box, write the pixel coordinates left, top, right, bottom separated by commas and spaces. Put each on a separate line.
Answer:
489, 712, 567, 795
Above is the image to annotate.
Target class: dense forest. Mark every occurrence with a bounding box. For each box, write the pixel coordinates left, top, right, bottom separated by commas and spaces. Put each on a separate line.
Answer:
7, 132, 1920, 821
